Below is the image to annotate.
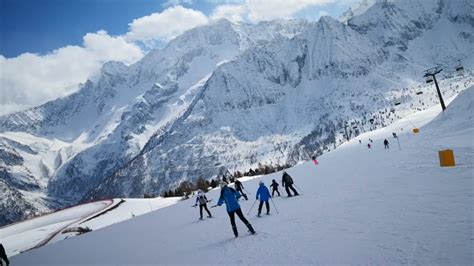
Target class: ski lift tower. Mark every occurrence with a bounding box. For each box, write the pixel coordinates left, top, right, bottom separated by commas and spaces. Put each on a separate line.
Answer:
423, 66, 446, 111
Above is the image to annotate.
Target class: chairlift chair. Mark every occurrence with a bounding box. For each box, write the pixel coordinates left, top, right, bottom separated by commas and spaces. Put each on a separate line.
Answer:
456, 60, 464, 73
416, 91, 423, 95
394, 102, 401, 106
425, 75, 433, 83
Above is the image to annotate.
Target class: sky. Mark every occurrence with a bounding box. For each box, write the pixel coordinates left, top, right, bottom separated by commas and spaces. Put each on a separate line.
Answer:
0, 0, 360, 115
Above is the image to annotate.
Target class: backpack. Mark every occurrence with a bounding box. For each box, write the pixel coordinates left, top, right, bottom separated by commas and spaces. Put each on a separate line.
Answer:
197, 195, 207, 204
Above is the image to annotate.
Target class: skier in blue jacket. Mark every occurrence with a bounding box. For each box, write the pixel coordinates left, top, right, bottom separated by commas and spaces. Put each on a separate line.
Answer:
215, 181, 255, 237
256, 181, 271, 216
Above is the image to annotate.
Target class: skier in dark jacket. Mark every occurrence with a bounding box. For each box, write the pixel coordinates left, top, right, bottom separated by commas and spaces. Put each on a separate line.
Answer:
269, 179, 280, 197
256, 181, 271, 216
281, 171, 299, 197
234, 179, 248, 200
0, 244, 9, 266
384, 139, 389, 149
193, 190, 212, 220
214, 182, 255, 237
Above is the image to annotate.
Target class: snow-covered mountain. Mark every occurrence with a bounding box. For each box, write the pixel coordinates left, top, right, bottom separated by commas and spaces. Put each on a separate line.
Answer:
8, 85, 474, 265
0, 19, 309, 225
0, 0, 473, 226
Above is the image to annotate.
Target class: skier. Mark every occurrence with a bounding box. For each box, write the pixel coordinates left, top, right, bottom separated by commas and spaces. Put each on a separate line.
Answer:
0, 244, 9, 266
367, 143, 371, 149
234, 179, 248, 200
193, 190, 212, 220
256, 181, 271, 216
269, 179, 281, 197
281, 171, 299, 197
312, 156, 319, 165
359, 139, 362, 144
214, 182, 255, 237
384, 139, 389, 149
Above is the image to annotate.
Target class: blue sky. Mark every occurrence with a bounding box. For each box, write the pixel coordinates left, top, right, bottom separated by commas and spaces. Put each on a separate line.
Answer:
1, 0, 358, 57
0, 0, 199, 57
0, 0, 360, 115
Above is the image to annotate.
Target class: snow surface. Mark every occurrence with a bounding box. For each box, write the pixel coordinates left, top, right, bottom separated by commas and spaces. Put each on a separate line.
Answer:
1, 0, 473, 226
0, 197, 180, 256
8, 87, 473, 265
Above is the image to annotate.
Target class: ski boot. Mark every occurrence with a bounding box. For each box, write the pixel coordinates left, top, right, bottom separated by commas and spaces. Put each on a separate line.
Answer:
246, 224, 256, 235
232, 226, 238, 237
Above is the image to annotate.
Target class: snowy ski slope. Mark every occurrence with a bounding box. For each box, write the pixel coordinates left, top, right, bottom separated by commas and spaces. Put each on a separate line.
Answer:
7, 87, 474, 265
0, 197, 179, 256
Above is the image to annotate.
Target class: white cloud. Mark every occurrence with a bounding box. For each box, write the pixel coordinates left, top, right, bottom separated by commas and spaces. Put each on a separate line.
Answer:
246, 0, 335, 22
0, 31, 143, 115
0, 0, 354, 115
210, 4, 248, 23
83, 30, 143, 63
0, 6, 211, 116
125, 6, 209, 42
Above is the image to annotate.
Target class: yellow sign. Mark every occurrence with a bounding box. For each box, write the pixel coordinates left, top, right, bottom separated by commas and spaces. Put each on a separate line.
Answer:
438, 149, 456, 167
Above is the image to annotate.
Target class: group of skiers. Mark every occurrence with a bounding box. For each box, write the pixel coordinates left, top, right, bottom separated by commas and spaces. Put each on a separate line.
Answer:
362, 138, 389, 149
193, 171, 300, 237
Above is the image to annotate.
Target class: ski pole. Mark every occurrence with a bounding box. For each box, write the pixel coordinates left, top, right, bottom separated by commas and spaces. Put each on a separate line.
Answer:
247, 199, 258, 215
270, 198, 279, 214
244, 188, 251, 195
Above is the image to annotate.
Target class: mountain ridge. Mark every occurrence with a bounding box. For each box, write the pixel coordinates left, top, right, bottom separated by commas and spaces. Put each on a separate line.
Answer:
0, 0, 472, 226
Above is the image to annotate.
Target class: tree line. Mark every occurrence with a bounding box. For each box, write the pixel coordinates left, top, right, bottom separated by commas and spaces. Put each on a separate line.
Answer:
149, 162, 292, 199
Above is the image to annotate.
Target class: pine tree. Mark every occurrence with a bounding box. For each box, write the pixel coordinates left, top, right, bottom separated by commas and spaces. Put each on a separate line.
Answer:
195, 177, 209, 192
248, 169, 255, 176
